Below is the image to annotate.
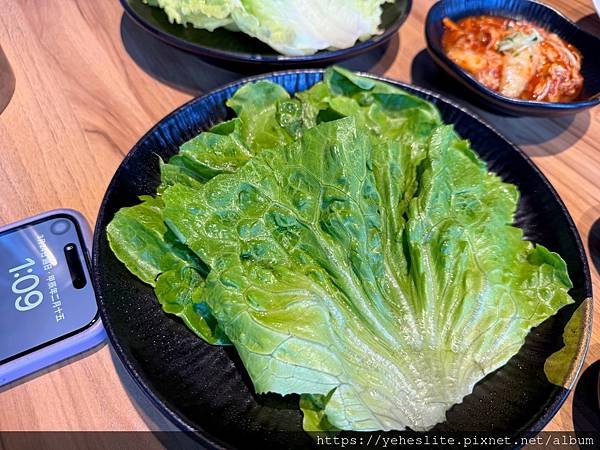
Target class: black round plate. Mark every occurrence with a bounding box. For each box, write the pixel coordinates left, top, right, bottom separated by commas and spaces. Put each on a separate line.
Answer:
119, 0, 412, 67
92, 70, 592, 449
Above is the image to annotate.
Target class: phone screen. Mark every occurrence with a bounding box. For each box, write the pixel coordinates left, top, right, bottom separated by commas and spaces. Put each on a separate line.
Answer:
0, 214, 98, 364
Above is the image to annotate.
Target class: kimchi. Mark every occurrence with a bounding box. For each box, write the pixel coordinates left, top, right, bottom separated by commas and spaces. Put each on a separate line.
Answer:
442, 16, 583, 102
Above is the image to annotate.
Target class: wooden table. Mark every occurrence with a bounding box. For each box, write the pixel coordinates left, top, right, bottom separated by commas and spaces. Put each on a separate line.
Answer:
0, 0, 598, 437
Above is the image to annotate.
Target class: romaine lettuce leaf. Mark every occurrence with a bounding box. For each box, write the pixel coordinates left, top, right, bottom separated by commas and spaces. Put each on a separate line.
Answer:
160, 81, 295, 192
226, 80, 296, 150
300, 66, 442, 142
107, 196, 230, 344
161, 117, 573, 431
107, 78, 296, 344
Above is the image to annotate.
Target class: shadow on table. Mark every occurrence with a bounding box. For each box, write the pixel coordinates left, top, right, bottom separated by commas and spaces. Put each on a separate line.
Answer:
120, 14, 399, 97
0, 342, 106, 395
409, 49, 591, 155
587, 216, 600, 277
575, 14, 600, 38
108, 346, 176, 431
572, 354, 600, 447
120, 14, 238, 96
0, 44, 15, 115
108, 346, 202, 449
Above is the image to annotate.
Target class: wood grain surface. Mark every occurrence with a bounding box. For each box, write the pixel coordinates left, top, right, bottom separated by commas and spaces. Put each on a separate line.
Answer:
0, 0, 598, 438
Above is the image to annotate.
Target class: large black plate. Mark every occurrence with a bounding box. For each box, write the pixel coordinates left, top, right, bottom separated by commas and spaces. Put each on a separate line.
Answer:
120, 0, 412, 67
92, 70, 592, 449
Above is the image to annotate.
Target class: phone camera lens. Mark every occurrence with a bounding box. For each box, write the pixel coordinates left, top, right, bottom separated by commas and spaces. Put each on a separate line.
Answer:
51, 219, 71, 235
64, 243, 87, 289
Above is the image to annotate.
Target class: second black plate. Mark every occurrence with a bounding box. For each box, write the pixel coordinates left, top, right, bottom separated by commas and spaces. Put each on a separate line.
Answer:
120, 0, 412, 67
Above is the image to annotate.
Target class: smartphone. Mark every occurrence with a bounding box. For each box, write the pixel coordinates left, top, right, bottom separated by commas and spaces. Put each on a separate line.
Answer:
0, 209, 105, 386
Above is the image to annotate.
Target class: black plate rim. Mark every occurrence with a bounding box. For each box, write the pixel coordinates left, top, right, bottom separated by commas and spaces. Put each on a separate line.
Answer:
92, 68, 593, 447
119, 0, 412, 65
425, 0, 600, 112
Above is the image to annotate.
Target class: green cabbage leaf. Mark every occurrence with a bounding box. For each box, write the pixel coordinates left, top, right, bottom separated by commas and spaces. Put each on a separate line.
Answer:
143, 0, 393, 55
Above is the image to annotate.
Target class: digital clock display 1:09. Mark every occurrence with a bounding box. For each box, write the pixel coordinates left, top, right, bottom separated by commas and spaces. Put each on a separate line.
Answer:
10, 258, 43, 312
0, 215, 98, 364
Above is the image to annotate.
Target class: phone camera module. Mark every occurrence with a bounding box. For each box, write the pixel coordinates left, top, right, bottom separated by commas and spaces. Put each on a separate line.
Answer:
64, 243, 87, 289
51, 219, 71, 235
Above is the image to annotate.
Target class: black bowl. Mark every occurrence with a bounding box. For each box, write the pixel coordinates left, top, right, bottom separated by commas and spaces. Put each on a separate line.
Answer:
92, 70, 592, 449
120, 0, 411, 68
425, 0, 600, 116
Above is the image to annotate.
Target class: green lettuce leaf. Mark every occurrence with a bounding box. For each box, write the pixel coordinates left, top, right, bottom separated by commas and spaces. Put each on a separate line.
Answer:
143, 0, 235, 31
107, 79, 296, 344
299, 66, 442, 142
106, 196, 201, 285
107, 196, 229, 344
544, 298, 590, 386
225, 80, 296, 151
155, 261, 230, 344
161, 117, 573, 431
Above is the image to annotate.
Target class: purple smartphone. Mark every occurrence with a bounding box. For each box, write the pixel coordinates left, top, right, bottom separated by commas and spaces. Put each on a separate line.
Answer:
0, 209, 105, 387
